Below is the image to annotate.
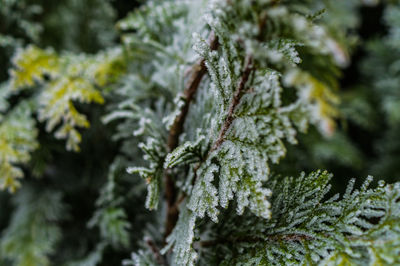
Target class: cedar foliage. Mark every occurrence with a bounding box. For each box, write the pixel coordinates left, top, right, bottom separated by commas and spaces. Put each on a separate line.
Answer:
0, 0, 399, 265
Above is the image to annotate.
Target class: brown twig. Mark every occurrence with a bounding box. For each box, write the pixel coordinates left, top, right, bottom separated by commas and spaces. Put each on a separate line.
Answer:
162, 3, 274, 252
164, 32, 219, 239
167, 32, 219, 150
188, 55, 254, 188
209, 55, 254, 153
164, 55, 254, 240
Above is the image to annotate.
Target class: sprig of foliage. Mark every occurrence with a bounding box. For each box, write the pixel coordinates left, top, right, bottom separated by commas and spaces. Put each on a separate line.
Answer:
0, 186, 65, 266
207, 171, 400, 265
9, 46, 125, 152
0, 102, 38, 193
89, 159, 132, 248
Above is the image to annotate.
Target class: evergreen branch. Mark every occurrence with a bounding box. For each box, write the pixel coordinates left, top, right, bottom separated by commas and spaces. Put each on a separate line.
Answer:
164, 32, 219, 239
0, 101, 38, 193
0, 186, 65, 265
209, 55, 254, 153
165, 54, 254, 240
167, 32, 219, 150
211, 172, 400, 265
190, 54, 255, 183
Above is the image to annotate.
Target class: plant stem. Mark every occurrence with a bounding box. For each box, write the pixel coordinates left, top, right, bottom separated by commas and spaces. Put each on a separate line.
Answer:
164, 32, 219, 239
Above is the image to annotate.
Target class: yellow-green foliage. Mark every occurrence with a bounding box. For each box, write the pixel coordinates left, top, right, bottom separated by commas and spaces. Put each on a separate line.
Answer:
9, 45, 126, 151
38, 76, 104, 151
0, 46, 126, 193
0, 102, 38, 193
10, 46, 59, 89
285, 69, 340, 136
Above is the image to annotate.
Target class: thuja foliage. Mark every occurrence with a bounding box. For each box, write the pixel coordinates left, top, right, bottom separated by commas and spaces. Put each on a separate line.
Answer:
0, 0, 400, 265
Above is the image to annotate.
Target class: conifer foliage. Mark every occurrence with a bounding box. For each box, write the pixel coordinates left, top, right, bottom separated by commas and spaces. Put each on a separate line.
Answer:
0, 0, 400, 265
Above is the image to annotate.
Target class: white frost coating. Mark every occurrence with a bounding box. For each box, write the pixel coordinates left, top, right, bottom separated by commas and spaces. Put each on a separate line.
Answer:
190, 24, 321, 220
127, 163, 161, 210
101, 110, 135, 124
193, 31, 233, 106
192, 32, 208, 55
218, 142, 243, 208
325, 38, 349, 67
265, 39, 303, 67
217, 141, 272, 219
292, 16, 308, 32
164, 135, 205, 169
188, 163, 220, 222
133, 117, 152, 136
162, 93, 186, 130
163, 207, 198, 266
267, 6, 288, 17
